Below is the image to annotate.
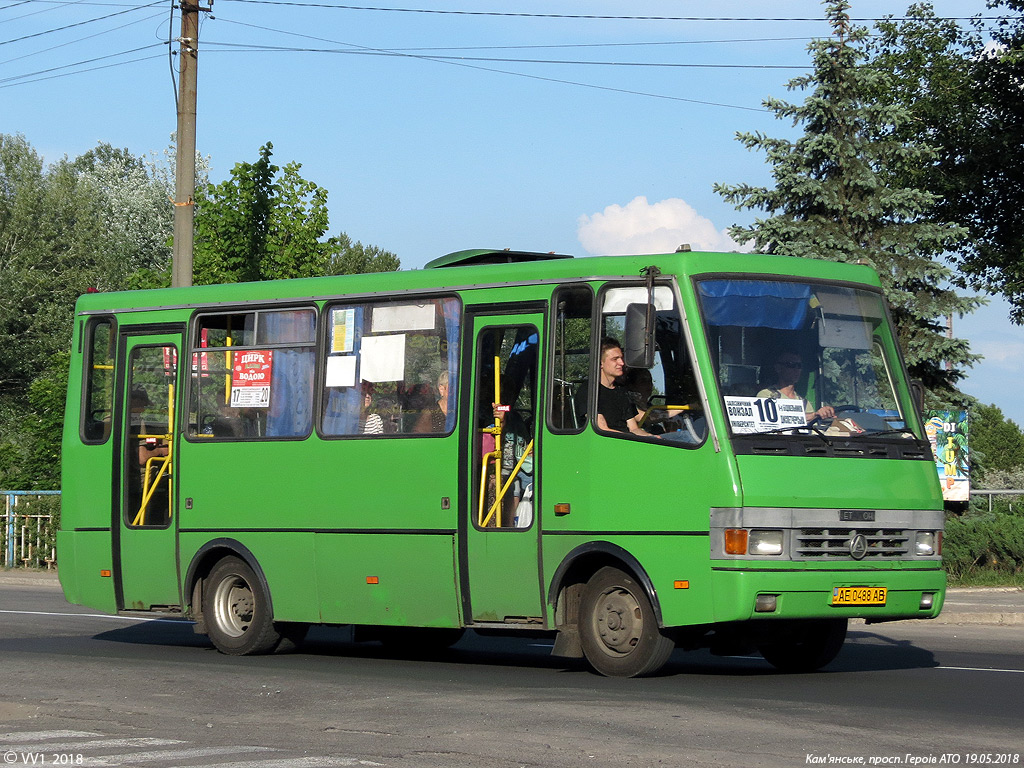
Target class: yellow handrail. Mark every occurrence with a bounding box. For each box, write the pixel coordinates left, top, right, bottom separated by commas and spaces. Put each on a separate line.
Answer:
131, 380, 176, 527
479, 440, 533, 528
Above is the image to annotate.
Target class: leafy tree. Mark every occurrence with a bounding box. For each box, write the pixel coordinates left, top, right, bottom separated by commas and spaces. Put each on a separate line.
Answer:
0, 135, 177, 487
970, 403, 1024, 479
326, 232, 400, 275
194, 143, 332, 283
713, 0, 980, 396
193, 142, 400, 284
873, 2, 1024, 323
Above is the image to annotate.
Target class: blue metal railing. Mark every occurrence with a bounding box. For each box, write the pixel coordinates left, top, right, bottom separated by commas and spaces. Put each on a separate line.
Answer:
1, 490, 61, 568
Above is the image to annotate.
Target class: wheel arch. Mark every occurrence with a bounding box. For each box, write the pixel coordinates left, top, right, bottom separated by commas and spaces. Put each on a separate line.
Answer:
183, 539, 274, 627
547, 541, 664, 630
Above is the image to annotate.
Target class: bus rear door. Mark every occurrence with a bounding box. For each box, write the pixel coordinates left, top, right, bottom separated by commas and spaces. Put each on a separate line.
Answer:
116, 329, 182, 610
462, 313, 544, 625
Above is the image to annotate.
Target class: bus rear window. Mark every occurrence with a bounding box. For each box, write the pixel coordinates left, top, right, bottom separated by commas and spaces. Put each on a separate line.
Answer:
82, 317, 115, 443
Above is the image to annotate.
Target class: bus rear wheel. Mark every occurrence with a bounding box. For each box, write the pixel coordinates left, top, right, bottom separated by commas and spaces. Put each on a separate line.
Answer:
203, 556, 284, 656
758, 618, 848, 673
578, 566, 675, 677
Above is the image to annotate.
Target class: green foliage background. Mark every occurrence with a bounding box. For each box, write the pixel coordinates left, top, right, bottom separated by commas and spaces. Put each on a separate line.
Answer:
0, 137, 398, 492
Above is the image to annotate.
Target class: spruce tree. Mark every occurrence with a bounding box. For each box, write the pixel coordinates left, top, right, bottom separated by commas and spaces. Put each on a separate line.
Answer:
714, 0, 979, 397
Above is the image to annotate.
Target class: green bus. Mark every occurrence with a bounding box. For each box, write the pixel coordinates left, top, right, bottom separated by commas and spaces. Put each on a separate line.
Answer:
58, 248, 945, 677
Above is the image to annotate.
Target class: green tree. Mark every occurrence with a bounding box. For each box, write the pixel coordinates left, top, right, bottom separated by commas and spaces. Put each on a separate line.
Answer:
193, 143, 333, 283
0, 135, 176, 487
326, 232, 401, 275
873, 2, 1024, 323
970, 403, 1024, 479
193, 142, 400, 284
713, 0, 979, 396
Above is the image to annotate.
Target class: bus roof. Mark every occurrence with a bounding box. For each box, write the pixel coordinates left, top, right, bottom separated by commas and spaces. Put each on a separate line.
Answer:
73, 250, 883, 315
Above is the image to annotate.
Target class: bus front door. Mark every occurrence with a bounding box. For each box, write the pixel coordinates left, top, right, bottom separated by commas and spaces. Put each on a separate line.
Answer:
462, 315, 544, 624
116, 331, 182, 610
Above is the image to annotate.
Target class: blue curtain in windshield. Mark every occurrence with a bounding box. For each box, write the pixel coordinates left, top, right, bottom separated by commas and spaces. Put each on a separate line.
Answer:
697, 280, 813, 330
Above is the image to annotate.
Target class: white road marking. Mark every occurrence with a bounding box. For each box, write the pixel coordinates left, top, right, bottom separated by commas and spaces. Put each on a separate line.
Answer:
81, 746, 273, 766
168, 758, 386, 768
0, 731, 101, 741
938, 665, 1024, 673
0, 609, 188, 624
0, 738, 183, 752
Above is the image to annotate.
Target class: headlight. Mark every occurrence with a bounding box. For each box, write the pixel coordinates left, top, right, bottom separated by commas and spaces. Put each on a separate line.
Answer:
915, 531, 938, 556
749, 530, 784, 556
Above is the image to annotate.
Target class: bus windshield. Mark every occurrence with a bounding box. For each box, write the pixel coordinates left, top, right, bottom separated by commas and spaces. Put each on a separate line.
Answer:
696, 278, 913, 439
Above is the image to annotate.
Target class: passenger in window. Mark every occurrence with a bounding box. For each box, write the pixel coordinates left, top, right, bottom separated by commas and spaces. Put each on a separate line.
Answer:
595, 338, 658, 438
414, 370, 450, 433
359, 383, 384, 435
757, 352, 835, 422
501, 408, 533, 512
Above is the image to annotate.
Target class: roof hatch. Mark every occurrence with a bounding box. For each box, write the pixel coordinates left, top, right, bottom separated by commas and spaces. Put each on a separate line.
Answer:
423, 248, 573, 269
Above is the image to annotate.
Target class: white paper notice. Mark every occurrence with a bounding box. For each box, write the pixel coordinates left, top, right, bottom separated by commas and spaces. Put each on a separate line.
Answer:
325, 355, 357, 388
360, 334, 406, 383
725, 396, 806, 434
372, 304, 435, 333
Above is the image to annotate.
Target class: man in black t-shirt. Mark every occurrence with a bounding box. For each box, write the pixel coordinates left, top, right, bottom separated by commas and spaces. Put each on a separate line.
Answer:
595, 338, 657, 438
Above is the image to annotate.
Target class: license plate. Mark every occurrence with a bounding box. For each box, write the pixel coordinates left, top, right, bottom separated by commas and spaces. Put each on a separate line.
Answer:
832, 586, 887, 606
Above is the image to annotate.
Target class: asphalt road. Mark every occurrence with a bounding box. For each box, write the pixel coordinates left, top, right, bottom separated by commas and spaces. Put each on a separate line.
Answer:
0, 577, 1021, 768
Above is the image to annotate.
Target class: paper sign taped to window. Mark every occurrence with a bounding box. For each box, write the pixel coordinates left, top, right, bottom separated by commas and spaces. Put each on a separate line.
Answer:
372, 304, 435, 333
360, 334, 406, 383
725, 395, 805, 434
331, 308, 356, 354
325, 354, 357, 388
231, 350, 273, 408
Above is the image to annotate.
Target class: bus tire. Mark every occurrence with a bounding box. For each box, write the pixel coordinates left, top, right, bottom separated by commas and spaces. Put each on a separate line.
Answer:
758, 618, 847, 673
578, 566, 675, 677
203, 556, 282, 656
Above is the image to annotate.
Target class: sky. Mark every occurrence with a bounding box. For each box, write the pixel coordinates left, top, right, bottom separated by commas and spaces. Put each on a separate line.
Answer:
3, 0, 1021, 425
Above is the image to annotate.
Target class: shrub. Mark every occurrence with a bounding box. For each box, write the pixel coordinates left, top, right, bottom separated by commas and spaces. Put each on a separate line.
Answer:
944, 509, 1024, 579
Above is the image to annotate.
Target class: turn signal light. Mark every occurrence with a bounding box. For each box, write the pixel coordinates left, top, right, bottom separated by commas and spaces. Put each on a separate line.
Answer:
724, 528, 748, 555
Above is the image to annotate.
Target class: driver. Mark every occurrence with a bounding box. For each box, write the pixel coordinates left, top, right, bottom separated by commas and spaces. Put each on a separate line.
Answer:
757, 352, 835, 423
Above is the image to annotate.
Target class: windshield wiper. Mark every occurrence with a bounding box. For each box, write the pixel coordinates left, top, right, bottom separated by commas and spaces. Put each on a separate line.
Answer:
750, 423, 832, 445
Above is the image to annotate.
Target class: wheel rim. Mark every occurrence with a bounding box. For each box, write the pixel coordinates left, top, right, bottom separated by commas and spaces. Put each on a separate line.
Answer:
591, 585, 643, 657
213, 574, 254, 638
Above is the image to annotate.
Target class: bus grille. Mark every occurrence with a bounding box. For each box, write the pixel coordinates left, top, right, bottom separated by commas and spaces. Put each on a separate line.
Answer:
794, 528, 910, 559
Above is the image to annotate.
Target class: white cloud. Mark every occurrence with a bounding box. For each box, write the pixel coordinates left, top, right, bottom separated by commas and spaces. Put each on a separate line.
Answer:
577, 196, 743, 256
970, 339, 1024, 371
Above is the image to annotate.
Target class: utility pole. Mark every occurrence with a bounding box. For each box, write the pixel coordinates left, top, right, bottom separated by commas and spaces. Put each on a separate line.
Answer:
171, 1, 204, 288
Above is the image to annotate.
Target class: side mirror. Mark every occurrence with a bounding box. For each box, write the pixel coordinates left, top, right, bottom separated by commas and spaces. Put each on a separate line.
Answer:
623, 302, 655, 368
909, 378, 925, 415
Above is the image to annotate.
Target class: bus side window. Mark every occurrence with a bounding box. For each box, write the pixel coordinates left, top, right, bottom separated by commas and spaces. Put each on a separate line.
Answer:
82, 317, 115, 444
321, 297, 461, 437
188, 308, 316, 440
548, 286, 593, 433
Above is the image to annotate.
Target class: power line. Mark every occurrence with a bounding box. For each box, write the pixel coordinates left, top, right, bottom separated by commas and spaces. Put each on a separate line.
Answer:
0, 0, 162, 46
0, 48, 163, 87
0, 40, 163, 83
222, 1, 1019, 24
0, 8, 163, 64
201, 41, 808, 69
216, 17, 767, 112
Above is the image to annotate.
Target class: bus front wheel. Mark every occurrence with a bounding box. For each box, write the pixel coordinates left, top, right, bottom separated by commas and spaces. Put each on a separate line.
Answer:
758, 618, 848, 673
578, 566, 675, 677
203, 556, 284, 656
